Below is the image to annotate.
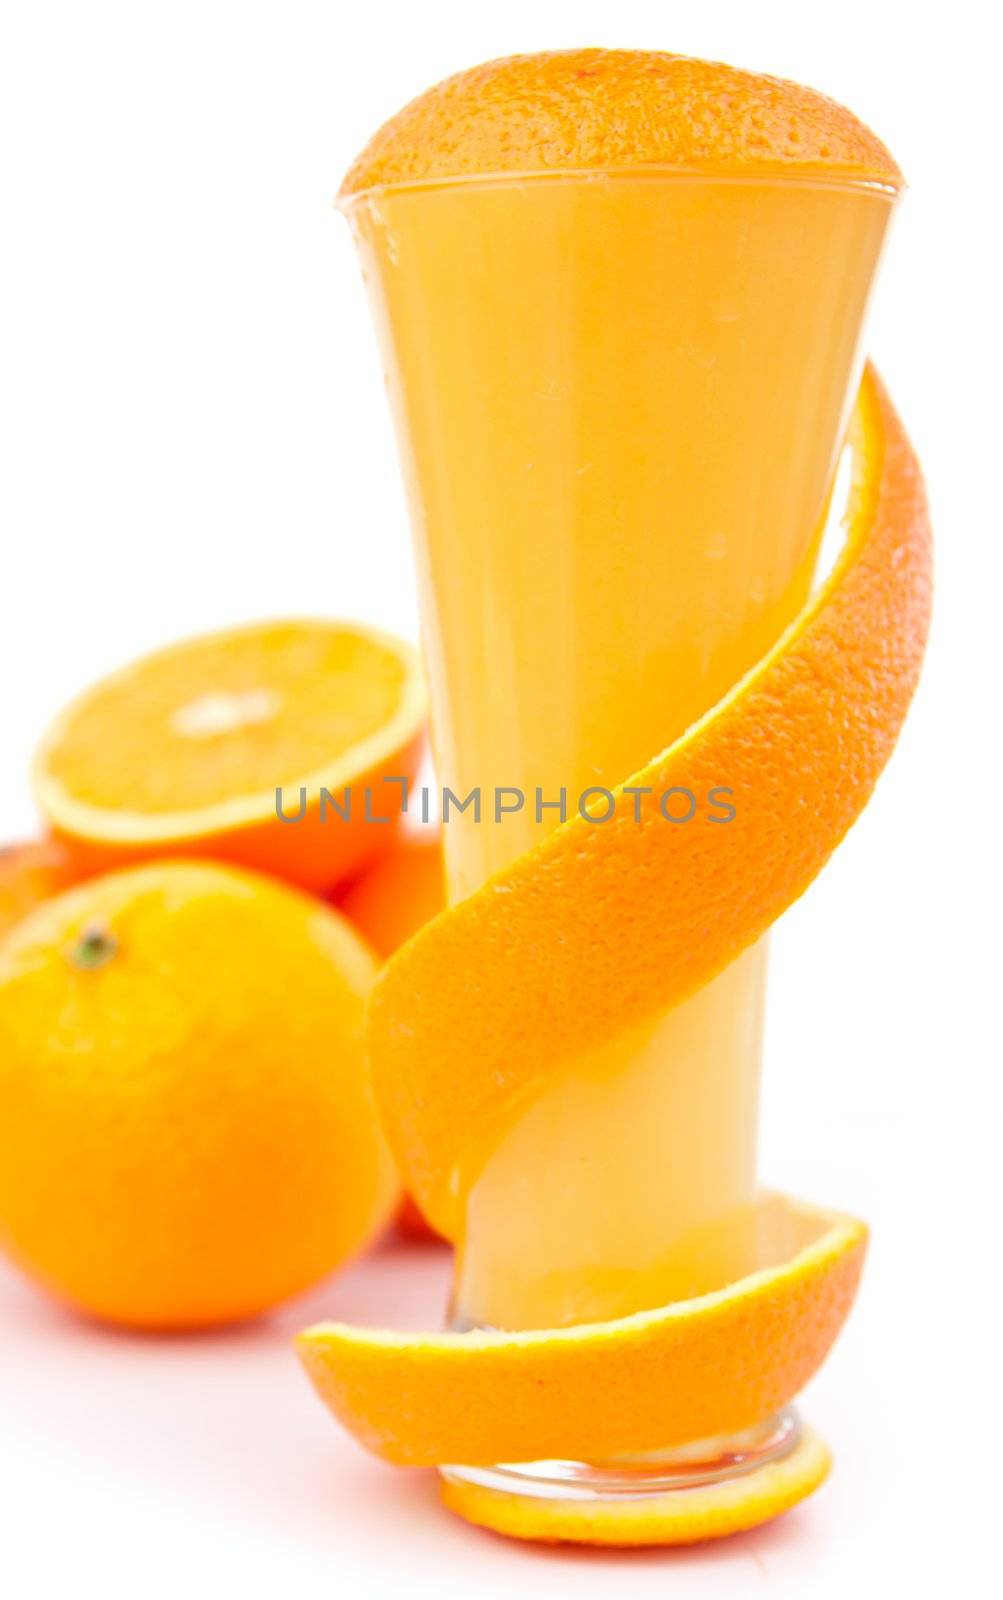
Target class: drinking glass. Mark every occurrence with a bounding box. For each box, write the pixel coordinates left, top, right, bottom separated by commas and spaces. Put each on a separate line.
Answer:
343, 167, 894, 1500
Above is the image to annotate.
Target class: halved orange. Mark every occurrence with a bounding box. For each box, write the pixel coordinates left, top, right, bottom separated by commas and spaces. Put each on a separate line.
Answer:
34, 620, 427, 892
297, 1193, 865, 1468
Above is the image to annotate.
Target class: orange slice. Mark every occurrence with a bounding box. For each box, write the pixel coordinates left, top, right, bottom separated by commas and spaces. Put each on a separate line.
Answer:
368, 366, 932, 1238
297, 1194, 866, 1468
439, 1425, 831, 1547
34, 620, 426, 892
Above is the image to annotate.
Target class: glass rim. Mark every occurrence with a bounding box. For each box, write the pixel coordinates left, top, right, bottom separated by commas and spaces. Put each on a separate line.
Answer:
337, 163, 902, 213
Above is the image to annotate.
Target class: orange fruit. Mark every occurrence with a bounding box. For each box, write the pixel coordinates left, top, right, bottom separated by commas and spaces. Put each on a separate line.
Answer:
336, 829, 445, 959
337, 831, 446, 1243
393, 1193, 441, 1244
0, 861, 398, 1329
368, 365, 932, 1239
297, 1193, 866, 1469
340, 48, 901, 199
0, 838, 84, 942
34, 619, 426, 893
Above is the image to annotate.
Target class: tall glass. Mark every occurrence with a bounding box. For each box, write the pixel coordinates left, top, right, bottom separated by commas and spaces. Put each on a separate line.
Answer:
343, 169, 893, 1486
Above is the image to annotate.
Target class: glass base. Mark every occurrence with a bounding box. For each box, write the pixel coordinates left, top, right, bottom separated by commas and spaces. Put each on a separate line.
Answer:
441, 1407, 800, 1504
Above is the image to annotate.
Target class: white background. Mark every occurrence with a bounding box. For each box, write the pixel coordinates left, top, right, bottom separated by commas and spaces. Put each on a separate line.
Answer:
1, 2, 999, 1595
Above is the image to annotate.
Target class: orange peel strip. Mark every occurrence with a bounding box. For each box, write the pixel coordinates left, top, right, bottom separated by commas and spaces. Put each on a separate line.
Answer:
368, 365, 932, 1237
296, 1197, 866, 1468
439, 1425, 831, 1547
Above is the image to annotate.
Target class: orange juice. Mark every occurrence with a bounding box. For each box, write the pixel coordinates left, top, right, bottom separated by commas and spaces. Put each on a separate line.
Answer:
347, 172, 893, 1331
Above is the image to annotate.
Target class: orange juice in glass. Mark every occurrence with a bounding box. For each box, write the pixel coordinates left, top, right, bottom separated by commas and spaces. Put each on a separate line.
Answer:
340, 50, 900, 1499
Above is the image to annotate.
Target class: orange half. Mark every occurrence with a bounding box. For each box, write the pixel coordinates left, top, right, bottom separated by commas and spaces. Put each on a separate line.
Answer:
34, 619, 427, 892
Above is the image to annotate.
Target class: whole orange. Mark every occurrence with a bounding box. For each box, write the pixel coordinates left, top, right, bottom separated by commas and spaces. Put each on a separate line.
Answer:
0, 837, 84, 942
0, 860, 398, 1329
337, 830, 446, 1243
337, 829, 445, 959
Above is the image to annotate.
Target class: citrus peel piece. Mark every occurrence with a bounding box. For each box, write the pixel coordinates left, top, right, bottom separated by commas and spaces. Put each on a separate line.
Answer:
439, 1425, 831, 1547
368, 365, 932, 1237
296, 1196, 866, 1468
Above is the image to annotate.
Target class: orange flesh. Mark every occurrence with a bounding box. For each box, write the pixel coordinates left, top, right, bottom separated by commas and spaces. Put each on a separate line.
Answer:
33, 620, 427, 893
42, 623, 408, 814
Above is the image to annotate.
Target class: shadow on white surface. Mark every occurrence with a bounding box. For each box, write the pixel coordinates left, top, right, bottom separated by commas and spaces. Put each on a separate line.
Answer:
0, 1229, 849, 1595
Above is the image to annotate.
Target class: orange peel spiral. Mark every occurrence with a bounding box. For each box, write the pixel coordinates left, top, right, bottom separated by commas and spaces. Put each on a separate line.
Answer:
366, 365, 931, 1239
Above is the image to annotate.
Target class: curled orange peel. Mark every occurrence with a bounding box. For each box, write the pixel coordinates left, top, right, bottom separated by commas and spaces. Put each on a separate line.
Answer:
366, 365, 932, 1239
297, 1195, 865, 1469
296, 371, 929, 1536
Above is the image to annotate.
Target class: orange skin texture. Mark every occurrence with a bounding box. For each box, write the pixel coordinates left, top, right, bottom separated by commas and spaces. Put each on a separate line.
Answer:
0, 838, 86, 942
297, 1200, 866, 1467
0, 861, 399, 1330
337, 831, 446, 1243
340, 49, 902, 199
368, 368, 933, 1239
